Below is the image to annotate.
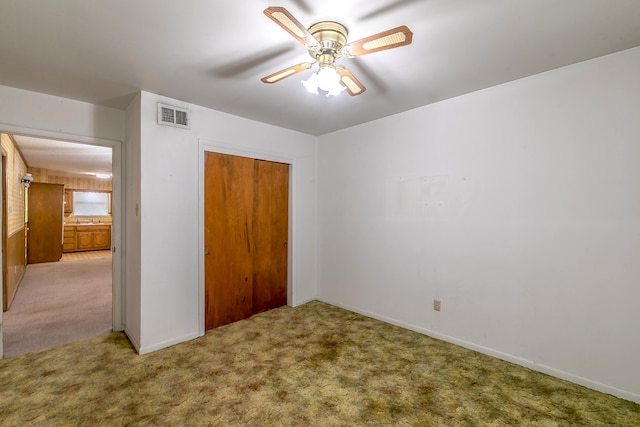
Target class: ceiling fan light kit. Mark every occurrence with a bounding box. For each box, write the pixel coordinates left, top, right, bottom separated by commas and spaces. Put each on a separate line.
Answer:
302, 67, 346, 96
262, 6, 413, 97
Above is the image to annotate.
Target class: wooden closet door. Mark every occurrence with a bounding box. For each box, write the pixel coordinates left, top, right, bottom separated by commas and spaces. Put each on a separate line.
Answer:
204, 152, 255, 329
204, 153, 289, 330
252, 159, 289, 314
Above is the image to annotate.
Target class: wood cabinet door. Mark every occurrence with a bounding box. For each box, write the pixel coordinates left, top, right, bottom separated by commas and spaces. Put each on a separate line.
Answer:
93, 229, 111, 249
76, 231, 94, 250
204, 152, 289, 330
63, 190, 73, 214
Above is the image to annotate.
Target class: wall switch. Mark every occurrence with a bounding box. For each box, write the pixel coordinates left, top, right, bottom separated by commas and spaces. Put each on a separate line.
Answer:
433, 299, 441, 312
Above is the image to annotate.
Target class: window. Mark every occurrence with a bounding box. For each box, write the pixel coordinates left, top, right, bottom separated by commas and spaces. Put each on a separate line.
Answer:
73, 191, 110, 216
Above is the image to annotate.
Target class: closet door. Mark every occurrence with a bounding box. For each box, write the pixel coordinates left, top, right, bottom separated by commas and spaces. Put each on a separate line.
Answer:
204, 152, 289, 330
204, 152, 255, 330
252, 159, 289, 314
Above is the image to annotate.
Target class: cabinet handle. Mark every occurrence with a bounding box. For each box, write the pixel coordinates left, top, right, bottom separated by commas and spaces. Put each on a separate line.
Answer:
205, 251, 211, 256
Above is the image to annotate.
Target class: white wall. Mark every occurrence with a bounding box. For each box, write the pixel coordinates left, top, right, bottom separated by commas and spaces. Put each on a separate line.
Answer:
123, 93, 142, 349
317, 47, 640, 402
134, 91, 317, 354
0, 85, 124, 141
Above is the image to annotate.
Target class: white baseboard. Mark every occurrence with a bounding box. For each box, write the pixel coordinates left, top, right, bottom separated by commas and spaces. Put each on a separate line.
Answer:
291, 296, 317, 307
123, 326, 141, 353
137, 332, 201, 355
316, 297, 640, 404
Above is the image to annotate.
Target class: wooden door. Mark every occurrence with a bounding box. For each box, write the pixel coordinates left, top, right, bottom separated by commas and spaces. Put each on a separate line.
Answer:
252, 159, 289, 314
204, 152, 289, 330
204, 153, 256, 329
27, 183, 64, 264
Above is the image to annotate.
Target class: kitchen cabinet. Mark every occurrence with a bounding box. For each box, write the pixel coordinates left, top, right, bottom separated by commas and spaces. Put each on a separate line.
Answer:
63, 190, 73, 214
63, 225, 111, 252
63, 227, 76, 252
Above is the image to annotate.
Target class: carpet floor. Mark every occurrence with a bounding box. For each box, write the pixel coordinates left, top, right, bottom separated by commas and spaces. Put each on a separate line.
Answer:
2, 257, 112, 358
0, 301, 638, 425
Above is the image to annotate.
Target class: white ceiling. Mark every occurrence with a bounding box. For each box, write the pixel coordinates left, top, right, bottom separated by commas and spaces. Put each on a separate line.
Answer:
11, 136, 112, 177
1, 1, 640, 155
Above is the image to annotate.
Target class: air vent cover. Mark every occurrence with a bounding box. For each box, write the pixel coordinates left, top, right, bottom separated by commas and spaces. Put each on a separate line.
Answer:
157, 103, 190, 129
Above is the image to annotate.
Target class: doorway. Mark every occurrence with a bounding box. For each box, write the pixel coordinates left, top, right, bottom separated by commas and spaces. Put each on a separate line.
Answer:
204, 152, 289, 330
0, 132, 122, 358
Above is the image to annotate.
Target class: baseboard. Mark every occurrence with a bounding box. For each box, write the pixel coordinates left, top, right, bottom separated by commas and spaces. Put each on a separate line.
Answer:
316, 297, 640, 404
291, 296, 316, 307
123, 325, 141, 353
137, 332, 201, 355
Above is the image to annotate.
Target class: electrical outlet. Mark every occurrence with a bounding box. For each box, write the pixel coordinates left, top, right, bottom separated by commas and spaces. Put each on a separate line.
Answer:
433, 299, 441, 312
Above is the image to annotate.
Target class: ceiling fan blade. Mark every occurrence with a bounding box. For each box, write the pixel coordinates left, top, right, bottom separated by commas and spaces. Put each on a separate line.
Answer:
336, 67, 366, 96
288, 0, 313, 14
357, 0, 423, 21
342, 25, 413, 57
213, 46, 296, 78
261, 62, 313, 84
264, 7, 318, 47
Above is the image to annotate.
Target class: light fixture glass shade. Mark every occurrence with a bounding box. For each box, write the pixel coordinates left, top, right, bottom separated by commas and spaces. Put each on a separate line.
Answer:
302, 72, 320, 95
302, 66, 346, 96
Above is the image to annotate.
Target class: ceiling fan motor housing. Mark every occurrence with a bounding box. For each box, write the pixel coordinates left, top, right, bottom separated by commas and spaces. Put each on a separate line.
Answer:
308, 21, 348, 65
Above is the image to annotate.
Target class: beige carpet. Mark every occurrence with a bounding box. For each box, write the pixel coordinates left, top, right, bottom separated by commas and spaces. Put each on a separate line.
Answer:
0, 301, 638, 425
2, 257, 112, 358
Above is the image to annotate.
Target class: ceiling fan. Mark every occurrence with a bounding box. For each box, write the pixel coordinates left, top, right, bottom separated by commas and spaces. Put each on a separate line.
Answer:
261, 6, 413, 96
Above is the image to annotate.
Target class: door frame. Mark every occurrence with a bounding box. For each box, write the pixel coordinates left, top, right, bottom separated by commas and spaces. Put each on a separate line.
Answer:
0, 150, 5, 356
0, 125, 124, 338
198, 139, 294, 336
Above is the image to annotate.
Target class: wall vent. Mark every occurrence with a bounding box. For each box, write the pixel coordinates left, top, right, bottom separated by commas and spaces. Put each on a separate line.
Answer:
157, 103, 190, 129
